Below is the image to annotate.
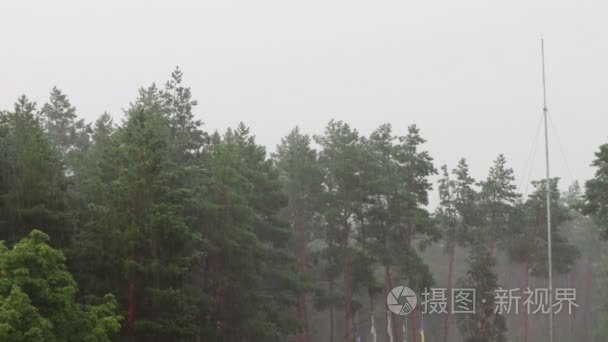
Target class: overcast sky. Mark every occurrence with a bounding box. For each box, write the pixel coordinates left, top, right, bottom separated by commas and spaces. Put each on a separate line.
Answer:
2, 0, 607, 201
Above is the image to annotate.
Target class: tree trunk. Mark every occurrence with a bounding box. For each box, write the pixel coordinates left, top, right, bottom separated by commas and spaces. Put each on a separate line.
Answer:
385, 264, 400, 341
343, 246, 353, 342
342, 215, 353, 342
296, 295, 305, 342
303, 296, 310, 342
583, 257, 592, 342
295, 218, 309, 342
407, 224, 420, 342
567, 271, 574, 336
329, 278, 335, 342
444, 237, 455, 342
127, 281, 136, 336
410, 309, 419, 342
523, 257, 529, 342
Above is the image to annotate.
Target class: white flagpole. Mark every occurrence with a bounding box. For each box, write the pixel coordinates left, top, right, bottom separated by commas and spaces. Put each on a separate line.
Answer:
541, 37, 554, 342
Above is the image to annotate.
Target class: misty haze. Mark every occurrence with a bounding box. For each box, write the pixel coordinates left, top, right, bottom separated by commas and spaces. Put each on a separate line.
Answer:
1, 1, 607, 341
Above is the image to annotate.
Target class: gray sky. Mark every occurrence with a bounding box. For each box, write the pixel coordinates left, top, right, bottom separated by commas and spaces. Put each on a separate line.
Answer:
2, 0, 607, 200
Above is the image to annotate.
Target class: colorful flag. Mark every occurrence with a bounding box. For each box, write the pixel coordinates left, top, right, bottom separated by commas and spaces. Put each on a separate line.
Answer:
370, 314, 377, 342
355, 312, 361, 342
419, 313, 426, 342
387, 312, 394, 342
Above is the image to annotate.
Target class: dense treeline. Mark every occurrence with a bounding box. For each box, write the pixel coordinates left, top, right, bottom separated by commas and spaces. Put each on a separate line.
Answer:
1, 68, 608, 341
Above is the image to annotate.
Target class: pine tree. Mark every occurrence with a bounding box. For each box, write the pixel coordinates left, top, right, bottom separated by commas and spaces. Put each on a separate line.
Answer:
274, 127, 323, 342
363, 124, 437, 341
113, 85, 204, 340
456, 155, 519, 342
40, 87, 91, 165
159, 67, 206, 160
315, 120, 369, 342
364, 123, 403, 340
457, 242, 506, 342
309, 217, 342, 342
0, 96, 68, 246
436, 164, 458, 342
201, 123, 296, 340
0, 110, 9, 237
436, 159, 478, 342
68, 112, 121, 304
68, 74, 210, 340
478, 154, 520, 255
511, 179, 579, 277
393, 125, 438, 342
506, 174, 579, 342
452, 159, 479, 233
584, 141, 608, 239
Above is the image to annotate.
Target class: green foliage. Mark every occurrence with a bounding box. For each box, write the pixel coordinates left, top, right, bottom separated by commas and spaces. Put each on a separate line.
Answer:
201, 124, 295, 340
457, 244, 506, 342
0, 68, 592, 342
114, 85, 204, 340
274, 127, 323, 339
594, 253, 608, 341
160, 67, 206, 157
436, 159, 479, 255
0, 96, 68, 246
509, 178, 579, 276
452, 159, 480, 237
0, 230, 121, 342
68, 112, 122, 301
0, 285, 53, 342
363, 124, 438, 289
40, 87, 90, 161
455, 155, 515, 341
477, 154, 520, 251
585, 142, 608, 239
314, 120, 368, 339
